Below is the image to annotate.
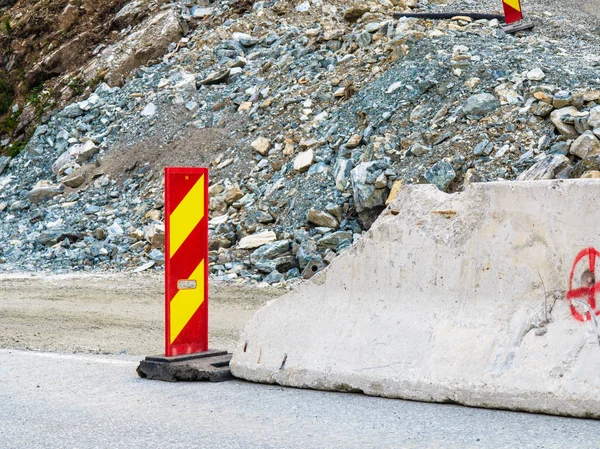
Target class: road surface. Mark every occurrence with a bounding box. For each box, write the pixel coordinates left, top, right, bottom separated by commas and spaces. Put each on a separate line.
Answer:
2, 349, 600, 449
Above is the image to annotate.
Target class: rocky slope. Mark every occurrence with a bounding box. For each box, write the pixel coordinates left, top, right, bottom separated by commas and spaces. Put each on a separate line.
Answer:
1, 0, 600, 283
0, 0, 223, 151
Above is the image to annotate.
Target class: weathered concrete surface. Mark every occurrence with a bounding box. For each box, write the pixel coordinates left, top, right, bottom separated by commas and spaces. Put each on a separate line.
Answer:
231, 180, 600, 418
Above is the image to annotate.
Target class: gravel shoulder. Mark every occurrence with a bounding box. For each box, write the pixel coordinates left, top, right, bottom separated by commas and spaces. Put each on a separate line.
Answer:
0, 274, 285, 355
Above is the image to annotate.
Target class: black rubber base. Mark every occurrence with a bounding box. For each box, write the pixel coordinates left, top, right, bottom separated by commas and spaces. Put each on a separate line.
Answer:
137, 350, 233, 382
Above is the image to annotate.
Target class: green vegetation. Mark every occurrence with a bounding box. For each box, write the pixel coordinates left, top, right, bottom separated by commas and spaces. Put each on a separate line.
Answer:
8, 140, 26, 158
0, 75, 14, 116
2, 15, 12, 34
87, 72, 106, 91
0, 108, 21, 134
67, 77, 84, 96
27, 84, 55, 120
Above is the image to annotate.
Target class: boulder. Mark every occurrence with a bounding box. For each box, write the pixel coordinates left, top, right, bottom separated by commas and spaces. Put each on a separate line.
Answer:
28, 180, 64, 204
462, 93, 500, 118
570, 131, 600, 159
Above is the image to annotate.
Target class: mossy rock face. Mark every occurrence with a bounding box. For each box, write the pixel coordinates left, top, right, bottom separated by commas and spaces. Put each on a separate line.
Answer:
0, 0, 18, 8
0, 76, 14, 116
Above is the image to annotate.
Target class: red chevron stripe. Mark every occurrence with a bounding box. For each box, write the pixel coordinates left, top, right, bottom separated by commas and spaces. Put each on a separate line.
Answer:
165, 170, 204, 214
503, 3, 522, 23
171, 301, 209, 352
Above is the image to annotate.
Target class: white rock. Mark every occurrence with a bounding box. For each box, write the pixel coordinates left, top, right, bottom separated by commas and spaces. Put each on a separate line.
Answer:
51, 141, 98, 175
174, 73, 197, 96
238, 231, 277, 250
87, 93, 101, 105
28, 180, 63, 204
386, 82, 402, 94
71, 141, 99, 164
251, 137, 271, 155
295, 1, 310, 12
141, 103, 157, 117
191, 6, 213, 18
527, 68, 546, 81
587, 106, 600, 129
293, 149, 315, 172
108, 222, 124, 237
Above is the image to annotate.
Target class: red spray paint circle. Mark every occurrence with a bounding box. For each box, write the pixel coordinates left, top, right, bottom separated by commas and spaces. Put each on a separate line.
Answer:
567, 247, 600, 321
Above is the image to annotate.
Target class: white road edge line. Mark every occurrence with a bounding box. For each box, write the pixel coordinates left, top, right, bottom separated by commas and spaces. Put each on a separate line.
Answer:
0, 349, 139, 365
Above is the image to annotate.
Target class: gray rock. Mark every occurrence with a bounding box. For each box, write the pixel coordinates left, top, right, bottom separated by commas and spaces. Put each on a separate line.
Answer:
549, 141, 570, 155
410, 143, 429, 157
38, 227, 82, 246
264, 271, 284, 284
574, 117, 592, 135
62, 173, 86, 188
588, 106, 600, 129
333, 158, 353, 191
307, 209, 339, 229
462, 93, 500, 118
526, 68, 545, 81
9, 200, 28, 211
141, 103, 157, 117
61, 103, 84, 119
550, 107, 579, 139
351, 161, 390, 213
517, 154, 570, 181
530, 102, 554, 118
356, 31, 372, 48
198, 69, 230, 85
28, 181, 64, 204
148, 249, 165, 264
553, 91, 573, 108
473, 140, 493, 156
425, 161, 456, 191
570, 131, 600, 159
254, 256, 297, 274
318, 231, 353, 249
232, 32, 258, 47
251, 240, 290, 261
108, 222, 124, 237
0, 156, 9, 176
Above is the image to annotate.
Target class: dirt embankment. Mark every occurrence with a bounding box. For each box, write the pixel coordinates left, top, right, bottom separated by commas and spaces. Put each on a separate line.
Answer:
0, 274, 285, 355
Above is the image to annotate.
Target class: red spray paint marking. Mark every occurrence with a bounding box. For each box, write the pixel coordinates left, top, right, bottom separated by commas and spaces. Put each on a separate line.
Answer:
566, 247, 600, 322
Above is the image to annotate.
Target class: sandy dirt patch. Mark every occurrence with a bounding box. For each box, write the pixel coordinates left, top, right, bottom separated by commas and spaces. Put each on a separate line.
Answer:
0, 273, 285, 355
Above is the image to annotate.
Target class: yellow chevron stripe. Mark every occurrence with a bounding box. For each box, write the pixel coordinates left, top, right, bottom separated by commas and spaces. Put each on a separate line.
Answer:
170, 260, 205, 344
169, 175, 205, 258
504, 0, 521, 11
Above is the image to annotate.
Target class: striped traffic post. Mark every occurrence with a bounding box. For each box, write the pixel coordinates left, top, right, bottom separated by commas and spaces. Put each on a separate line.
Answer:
137, 167, 232, 381
502, 0, 523, 24
164, 167, 209, 357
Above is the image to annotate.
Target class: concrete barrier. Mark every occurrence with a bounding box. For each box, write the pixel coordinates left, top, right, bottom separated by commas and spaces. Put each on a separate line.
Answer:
231, 180, 600, 418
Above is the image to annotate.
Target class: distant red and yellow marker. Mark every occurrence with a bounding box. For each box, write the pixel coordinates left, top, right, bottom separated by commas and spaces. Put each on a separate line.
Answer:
502, 0, 523, 24
164, 167, 209, 357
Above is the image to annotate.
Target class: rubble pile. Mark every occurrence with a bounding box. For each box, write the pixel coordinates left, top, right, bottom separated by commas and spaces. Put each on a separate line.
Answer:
1, 0, 600, 282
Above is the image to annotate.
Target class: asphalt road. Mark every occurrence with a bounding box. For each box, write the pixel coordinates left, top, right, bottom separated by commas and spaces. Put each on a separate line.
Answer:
1, 349, 599, 449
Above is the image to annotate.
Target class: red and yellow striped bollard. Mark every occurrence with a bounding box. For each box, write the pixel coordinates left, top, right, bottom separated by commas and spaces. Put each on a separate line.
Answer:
502, 0, 523, 24
164, 167, 209, 357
